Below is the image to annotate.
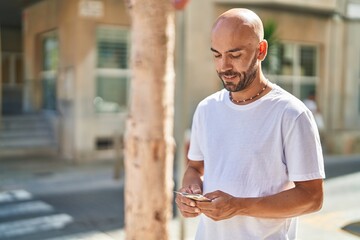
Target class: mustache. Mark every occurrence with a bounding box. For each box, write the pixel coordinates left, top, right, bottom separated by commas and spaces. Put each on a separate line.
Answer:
218, 71, 240, 77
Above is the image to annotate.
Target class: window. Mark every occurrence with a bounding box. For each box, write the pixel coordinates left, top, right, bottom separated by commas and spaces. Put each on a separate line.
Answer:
94, 26, 130, 113
267, 42, 319, 100
2, 53, 23, 86
358, 52, 360, 113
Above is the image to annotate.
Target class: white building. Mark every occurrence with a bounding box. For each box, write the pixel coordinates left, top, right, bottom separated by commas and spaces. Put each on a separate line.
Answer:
1, 0, 360, 161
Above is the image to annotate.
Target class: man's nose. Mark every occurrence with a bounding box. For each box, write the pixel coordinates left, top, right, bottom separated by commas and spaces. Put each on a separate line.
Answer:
220, 57, 232, 72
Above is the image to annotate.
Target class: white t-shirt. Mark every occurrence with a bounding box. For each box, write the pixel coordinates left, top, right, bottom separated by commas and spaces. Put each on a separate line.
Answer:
188, 85, 325, 240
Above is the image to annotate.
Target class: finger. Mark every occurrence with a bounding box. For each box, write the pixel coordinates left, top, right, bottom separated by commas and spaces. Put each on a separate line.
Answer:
176, 195, 197, 208
181, 211, 201, 218
197, 201, 214, 211
180, 204, 201, 215
177, 186, 191, 193
204, 190, 221, 199
190, 185, 202, 194
176, 199, 201, 217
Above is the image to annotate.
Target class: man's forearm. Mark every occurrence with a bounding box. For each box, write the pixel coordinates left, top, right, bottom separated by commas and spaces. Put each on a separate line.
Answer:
235, 179, 323, 218
182, 165, 203, 191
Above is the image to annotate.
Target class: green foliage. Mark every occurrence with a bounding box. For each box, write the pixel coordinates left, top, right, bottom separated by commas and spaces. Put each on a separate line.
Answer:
263, 20, 279, 74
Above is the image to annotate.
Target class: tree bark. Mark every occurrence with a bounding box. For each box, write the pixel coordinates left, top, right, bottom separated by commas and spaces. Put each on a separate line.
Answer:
124, 1, 175, 240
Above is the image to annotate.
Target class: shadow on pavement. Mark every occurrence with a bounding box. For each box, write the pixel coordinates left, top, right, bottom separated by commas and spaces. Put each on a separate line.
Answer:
342, 222, 360, 237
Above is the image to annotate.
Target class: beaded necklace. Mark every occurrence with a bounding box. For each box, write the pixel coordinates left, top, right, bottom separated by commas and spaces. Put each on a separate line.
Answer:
229, 83, 268, 104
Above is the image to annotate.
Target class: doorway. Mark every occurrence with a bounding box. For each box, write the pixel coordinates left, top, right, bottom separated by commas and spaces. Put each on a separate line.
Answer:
40, 31, 58, 112
1, 52, 23, 115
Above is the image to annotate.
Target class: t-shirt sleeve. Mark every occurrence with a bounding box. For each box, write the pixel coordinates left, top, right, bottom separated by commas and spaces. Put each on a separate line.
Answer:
187, 107, 204, 161
284, 110, 325, 181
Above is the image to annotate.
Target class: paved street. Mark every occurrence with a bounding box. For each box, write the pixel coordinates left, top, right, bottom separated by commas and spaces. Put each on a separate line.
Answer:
0, 157, 125, 240
0, 154, 360, 239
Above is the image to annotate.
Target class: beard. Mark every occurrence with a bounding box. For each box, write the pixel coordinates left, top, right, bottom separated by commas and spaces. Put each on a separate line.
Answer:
218, 54, 258, 92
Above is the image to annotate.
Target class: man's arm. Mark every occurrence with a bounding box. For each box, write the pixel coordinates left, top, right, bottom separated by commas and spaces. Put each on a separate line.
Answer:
197, 179, 323, 221
182, 160, 204, 190
175, 160, 204, 218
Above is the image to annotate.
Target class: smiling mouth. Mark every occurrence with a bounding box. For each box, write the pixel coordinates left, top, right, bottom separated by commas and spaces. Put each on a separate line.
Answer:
219, 71, 239, 80
223, 75, 237, 79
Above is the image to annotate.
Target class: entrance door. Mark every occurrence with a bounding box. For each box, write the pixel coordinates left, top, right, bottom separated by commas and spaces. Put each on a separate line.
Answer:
1, 52, 23, 115
40, 31, 58, 111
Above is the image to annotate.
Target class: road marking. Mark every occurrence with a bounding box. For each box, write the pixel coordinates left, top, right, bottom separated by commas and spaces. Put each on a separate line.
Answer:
0, 200, 54, 218
0, 213, 73, 238
0, 189, 32, 203
45, 231, 116, 240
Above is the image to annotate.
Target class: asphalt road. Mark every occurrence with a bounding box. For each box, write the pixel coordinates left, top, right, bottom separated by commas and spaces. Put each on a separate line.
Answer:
324, 155, 360, 179
0, 155, 359, 240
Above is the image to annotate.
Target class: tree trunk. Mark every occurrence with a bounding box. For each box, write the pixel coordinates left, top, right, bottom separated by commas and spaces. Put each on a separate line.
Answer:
124, 1, 175, 240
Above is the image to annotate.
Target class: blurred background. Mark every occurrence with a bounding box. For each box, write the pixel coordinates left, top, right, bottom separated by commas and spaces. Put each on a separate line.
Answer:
0, 0, 360, 239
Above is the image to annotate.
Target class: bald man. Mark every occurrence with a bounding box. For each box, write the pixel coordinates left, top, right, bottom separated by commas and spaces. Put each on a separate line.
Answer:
175, 8, 325, 239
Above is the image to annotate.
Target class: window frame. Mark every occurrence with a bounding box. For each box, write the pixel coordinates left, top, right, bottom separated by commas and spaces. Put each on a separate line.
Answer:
94, 25, 131, 114
266, 41, 320, 100
39, 30, 59, 112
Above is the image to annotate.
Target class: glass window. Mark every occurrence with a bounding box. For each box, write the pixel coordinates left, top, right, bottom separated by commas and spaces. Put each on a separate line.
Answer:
95, 27, 130, 113
300, 83, 316, 101
279, 80, 293, 94
97, 28, 129, 69
95, 76, 128, 113
97, 41, 128, 69
41, 33, 58, 111
1, 55, 10, 85
268, 42, 319, 100
15, 56, 23, 84
43, 36, 59, 71
359, 84, 360, 113
1, 53, 23, 86
279, 44, 295, 75
300, 46, 316, 76
358, 52, 360, 113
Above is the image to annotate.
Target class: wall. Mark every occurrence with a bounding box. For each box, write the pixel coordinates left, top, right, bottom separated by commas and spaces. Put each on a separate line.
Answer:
24, 0, 360, 158
24, 0, 131, 161
326, 19, 360, 154
181, 0, 332, 127
182, 0, 360, 154
213, 0, 338, 11
1, 28, 22, 52
344, 21, 360, 130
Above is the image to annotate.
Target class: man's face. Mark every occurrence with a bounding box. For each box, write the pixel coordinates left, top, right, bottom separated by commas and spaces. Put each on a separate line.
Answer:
211, 20, 260, 92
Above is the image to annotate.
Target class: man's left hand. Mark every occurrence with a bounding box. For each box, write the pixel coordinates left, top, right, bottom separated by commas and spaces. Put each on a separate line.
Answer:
196, 190, 238, 221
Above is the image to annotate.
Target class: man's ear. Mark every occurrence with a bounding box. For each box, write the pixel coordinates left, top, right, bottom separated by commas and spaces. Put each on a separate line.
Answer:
258, 40, 268, 60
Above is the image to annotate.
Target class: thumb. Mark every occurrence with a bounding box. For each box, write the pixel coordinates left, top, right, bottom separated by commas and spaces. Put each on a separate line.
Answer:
190, 185, 202, 194
204, 190, 222, 200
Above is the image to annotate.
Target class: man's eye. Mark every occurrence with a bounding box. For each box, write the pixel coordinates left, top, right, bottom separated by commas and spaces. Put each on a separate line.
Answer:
231, 54, 241, 59
214, 55, 221, 58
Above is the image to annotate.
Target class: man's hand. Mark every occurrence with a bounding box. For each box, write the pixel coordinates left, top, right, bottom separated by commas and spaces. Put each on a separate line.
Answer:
197, 190, 237, 221
197, 179, 324, 220
175, 184, 202, 218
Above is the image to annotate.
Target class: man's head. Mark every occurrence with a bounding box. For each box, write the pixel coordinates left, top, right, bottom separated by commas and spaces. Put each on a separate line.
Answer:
211, 8, 267, 92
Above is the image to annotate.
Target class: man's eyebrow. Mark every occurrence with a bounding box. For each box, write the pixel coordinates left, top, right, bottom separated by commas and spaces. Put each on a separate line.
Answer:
210, 47, 243, 53
227, 48, 242, 53
210, 48, 220, 53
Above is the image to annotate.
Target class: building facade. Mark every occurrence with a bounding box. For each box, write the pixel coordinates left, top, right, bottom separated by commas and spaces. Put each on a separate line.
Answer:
177, 0, 360, 155
22, 0, 131, 160
12, 0, 360, 161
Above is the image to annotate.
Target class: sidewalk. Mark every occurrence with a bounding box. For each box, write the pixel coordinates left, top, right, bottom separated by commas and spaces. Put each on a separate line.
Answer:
0, 155, 360, 239
117, 169, 360, 240
297, 171, 360, 240
170, 173, 360, 240
0, 156, 123, 240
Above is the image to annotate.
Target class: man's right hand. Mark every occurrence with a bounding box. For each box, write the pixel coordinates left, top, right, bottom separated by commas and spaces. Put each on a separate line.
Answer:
175, 184, 202, 218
